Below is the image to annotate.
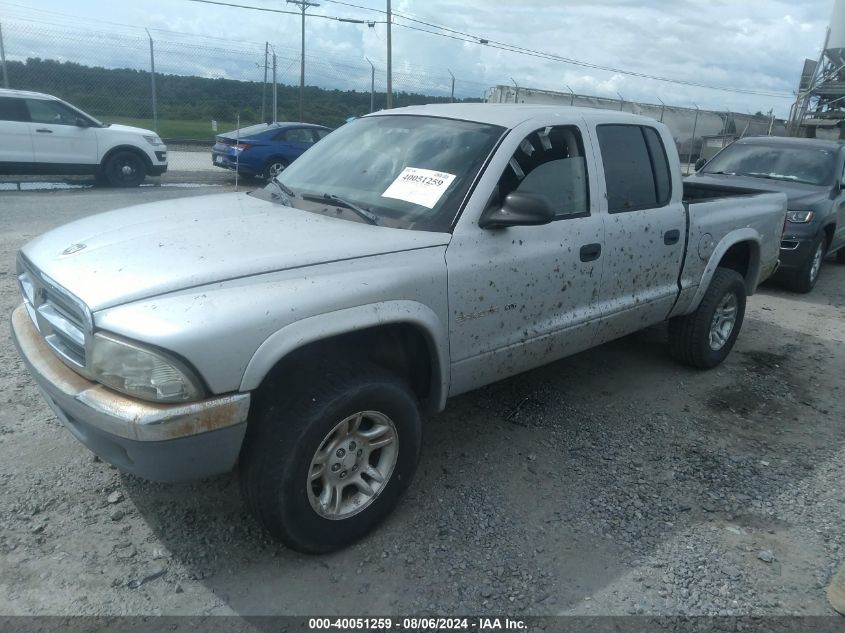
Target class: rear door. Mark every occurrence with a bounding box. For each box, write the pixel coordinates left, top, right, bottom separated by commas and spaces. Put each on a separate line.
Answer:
590, 123, 686, 343
25, 98, 98, 166
0, 96, 34, 166
276, 127, 317, 160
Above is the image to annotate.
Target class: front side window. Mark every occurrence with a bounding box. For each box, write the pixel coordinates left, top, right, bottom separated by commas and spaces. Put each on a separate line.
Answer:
265, 115, 505, 232
597, 124, 671, 213
490, 125, 590, 219
0, 97, 29, 122
701, 142, 837, 186
25, 99, 80, 126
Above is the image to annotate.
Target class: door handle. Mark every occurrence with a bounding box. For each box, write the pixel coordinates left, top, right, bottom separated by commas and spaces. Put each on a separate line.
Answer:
664, 229, 680, 245
579, 243, 602, 262
35, 128, 53, 133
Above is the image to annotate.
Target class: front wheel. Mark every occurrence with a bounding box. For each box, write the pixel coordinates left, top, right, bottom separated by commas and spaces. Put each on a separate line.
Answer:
239, 361, 422, 553
103, 150, 147, 187
668, 267, 747, 369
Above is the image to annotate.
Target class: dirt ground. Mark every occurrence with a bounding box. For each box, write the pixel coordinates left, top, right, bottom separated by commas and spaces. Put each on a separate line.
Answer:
1, 186, 844, 617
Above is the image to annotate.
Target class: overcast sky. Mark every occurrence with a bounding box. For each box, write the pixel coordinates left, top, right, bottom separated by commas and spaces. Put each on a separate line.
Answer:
0, 0, 837, 116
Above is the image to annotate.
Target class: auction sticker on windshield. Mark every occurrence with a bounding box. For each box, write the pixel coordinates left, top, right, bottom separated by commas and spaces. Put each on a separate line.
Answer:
382, 167, 456, 209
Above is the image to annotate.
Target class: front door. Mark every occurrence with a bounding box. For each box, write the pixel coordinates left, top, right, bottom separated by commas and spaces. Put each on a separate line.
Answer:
25, 98, 98, 166
446, 123, 605, 396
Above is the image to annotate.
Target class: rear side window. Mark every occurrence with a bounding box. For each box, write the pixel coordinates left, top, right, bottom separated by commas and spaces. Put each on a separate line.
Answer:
314, 128, 331, 140
283, 128, 315, 143
597, 124, 672, 213
0, 97, 29, 122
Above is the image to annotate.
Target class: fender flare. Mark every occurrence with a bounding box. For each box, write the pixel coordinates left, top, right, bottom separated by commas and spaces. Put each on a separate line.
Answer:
686, 229, 761, 312
239, 300, 451, 411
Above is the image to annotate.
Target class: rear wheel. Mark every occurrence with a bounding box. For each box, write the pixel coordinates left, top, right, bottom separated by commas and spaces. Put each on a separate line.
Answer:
668, 267, 746, 369
789, 233, 826, 293
262, 158, 289, 180
104, 150, 146, 187
836, 247, 845, 263
239, 360, 422, 553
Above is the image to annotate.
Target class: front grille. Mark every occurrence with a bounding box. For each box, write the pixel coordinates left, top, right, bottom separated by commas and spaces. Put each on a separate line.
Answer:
17, 256, 89, 368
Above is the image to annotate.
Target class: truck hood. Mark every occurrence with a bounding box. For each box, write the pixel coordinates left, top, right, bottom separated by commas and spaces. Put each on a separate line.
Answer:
687, 173, 832, 208
20, 192, 450, 311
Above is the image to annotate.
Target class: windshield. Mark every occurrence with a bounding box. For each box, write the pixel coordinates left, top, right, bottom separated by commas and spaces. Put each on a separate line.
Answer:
702, 143, 837, 186
267, 115, 505, 232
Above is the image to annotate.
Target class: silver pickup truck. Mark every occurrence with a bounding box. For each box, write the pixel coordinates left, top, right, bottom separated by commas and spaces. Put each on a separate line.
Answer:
11, 104, 786, 553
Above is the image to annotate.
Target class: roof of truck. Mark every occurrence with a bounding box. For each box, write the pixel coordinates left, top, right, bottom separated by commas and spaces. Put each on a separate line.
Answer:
370, 103, 659, 129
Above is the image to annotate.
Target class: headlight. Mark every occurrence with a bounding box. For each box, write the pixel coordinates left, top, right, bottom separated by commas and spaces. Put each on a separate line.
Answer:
786, 210, 814, 223
90, 333, 205, 403
143, 135, 164, 147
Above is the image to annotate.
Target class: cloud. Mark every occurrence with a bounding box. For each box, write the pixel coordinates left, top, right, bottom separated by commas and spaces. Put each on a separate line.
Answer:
3, 0, 836, 115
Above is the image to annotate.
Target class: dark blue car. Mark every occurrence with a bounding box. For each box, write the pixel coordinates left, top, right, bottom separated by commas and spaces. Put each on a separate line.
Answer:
211, 122, 332, 179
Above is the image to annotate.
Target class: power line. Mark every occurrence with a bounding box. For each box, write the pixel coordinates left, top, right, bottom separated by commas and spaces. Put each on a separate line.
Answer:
183, 0, 380, 24
319, 0, 794, 98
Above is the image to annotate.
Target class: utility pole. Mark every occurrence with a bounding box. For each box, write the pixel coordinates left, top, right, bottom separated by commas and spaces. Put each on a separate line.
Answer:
272, 50, 278, 123
448, 69, 455, 103
145, 29, 158, 133
261, 42, 268, 123
386, 0, 393, 108
0, 23, 9, 89
366, 57, 375, 113
287, 0, 319, 122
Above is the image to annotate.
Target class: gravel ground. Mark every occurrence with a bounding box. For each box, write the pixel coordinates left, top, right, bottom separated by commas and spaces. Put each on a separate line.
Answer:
1, 186, 844, 617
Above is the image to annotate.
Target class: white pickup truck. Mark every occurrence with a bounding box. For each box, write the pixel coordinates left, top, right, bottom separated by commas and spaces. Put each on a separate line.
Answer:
11, 104, 786, 553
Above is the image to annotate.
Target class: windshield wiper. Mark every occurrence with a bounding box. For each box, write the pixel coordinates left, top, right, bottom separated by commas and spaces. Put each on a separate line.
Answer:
307, 193, 379, 225
273, 178, 296, 197
268, 179, 296, 206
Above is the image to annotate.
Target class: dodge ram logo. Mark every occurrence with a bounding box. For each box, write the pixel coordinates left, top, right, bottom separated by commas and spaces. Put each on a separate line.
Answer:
62, 243, 87, 255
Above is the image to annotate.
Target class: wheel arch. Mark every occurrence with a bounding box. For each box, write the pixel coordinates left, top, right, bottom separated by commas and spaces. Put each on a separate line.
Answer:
686, 231, 761, 313
240, 301, 450, 413
100, 144, 153, 172
822, 222, 835, 250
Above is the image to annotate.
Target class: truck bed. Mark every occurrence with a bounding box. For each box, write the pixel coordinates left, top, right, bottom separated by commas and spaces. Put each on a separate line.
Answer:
683, 180, 775, 203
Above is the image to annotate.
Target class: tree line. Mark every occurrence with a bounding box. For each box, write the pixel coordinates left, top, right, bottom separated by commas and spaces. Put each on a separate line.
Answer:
5, 58, 481, 132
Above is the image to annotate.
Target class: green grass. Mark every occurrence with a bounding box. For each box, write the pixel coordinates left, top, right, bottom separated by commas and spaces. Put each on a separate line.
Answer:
95, 116, 240, 140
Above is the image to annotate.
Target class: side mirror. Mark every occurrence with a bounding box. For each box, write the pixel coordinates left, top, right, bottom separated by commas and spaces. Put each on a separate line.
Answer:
75, 117, 89, 128
479, 191, 555, 229
694, 157, 707, 172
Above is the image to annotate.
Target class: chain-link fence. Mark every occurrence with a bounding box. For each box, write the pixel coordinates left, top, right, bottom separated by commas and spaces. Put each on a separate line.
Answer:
489, 85, 788, 172
0, 19, 492, 177
0, 18, 788, 181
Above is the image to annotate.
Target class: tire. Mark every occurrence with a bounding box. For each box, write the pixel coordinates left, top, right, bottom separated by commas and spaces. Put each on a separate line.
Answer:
262, 158, 289, 180
836, 247, 845, 264
104, 150, 147, 187
789, 233, 826, 293
668, 267, 747, 369
239, 360, 422, 554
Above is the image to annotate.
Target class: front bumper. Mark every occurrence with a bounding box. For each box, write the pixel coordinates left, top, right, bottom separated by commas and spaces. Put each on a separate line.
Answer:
10, 305, 250, 482
775, 237, 814, 274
